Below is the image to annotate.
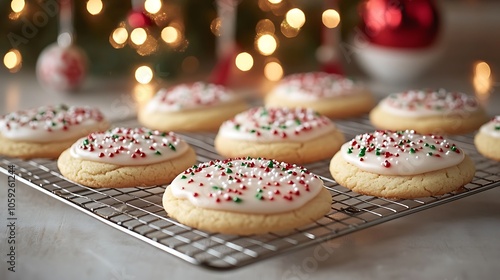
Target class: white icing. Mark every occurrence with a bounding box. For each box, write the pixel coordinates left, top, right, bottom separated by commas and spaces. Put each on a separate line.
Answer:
169, 158, 324, 214
69, 127, 189, 166
379, 89, 481, 117
0, 105, 106, 143
144, 82, 239, 112
271, 72, 366, 101
217, 107, 335, 142
479, 116, 500, 138
341, 130, 465, 175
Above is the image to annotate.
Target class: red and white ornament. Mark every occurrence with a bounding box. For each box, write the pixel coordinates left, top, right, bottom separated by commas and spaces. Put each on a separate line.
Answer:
36, 43, 87, 92
353, 0, 442, 83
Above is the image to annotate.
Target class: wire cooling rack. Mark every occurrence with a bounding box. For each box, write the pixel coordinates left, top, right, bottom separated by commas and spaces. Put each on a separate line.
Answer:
0, 117, 499, 270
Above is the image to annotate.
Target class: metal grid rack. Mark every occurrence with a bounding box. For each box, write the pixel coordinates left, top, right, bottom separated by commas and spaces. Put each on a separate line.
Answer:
1, 117, 498, 270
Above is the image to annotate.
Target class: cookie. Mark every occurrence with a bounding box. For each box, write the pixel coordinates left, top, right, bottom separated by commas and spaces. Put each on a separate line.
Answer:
163, 158, 332, 235
57, 127, 197, 188
138, 82, 248, 132
474, 116, 500, 161
264, 72, 374, 118
369, 89, 489, 135
214, 107, 345, 164
0, 104, 109, 159
329, 130, 475, 199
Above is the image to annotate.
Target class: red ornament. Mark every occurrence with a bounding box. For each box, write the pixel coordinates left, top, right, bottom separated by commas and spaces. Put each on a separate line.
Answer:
359, 0, 440, 49
127, 10, 153, 29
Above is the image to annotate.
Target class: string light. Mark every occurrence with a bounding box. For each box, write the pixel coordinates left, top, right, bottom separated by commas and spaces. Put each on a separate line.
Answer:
285, 8, 305, 29
161, 26, 179, 44
268, 0, 282, 4
264, 61, 283, 81
11, 0, 25, 13
322, 9, 340, 28
280, 20, 300, 38
256, 19, 275, 35
256, 34, 278, 56
130, 28, 148, 45
210, 17, 222, 36
87, 0, 103, 15
110, 27, 128, 48
235, 52, 253, 72
473, 61, 492, 98
135, 65, 154, 84
144, 0, 162, 14
3, 49, 22, 73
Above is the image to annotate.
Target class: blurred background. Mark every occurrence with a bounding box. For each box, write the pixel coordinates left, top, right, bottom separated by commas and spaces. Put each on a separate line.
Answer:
0, 0, 499, 117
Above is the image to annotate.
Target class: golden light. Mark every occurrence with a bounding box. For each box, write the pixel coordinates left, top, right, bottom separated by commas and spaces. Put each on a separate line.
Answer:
264, 61, 283, 81
135, 66, 154, 84
268, 0, 282, 4
210, 17, 222, 36
256, 19, 275, 35
11, 0, 25, 13
280, 20, 300, 38
131, 28, 148, 45
256, 34, 278, 56
86, 0, 103, 15
144, 0, 162, 14
286, 8, 306, 29
235, 52, 254, 72
322, 9, 340, 28
161, 26, 179, 44
473, 61, 493, 99
112, 27, 128, 44
3, 49, 22, 73
133, 83, 156, 108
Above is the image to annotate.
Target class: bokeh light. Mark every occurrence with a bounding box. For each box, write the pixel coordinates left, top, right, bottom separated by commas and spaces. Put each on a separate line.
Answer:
285, 8, 305, 29
3, 49, 22, 73
322, 9, 340, 28
473, 61, 492, 98
86, 0, 103, 15
144, 0, 162, 14
256, 34, 278, 56
131, 28, 148, 45
235, 52, 254, 72
264, 61, 283, 81
112, 27, 128, 44
256, 19, 275, 35
11, 0, 25, 13
210, 17, 222, 36
280, 20, 300, 38
161, 26, 179, 44
135, 65, 154, 84
268, 0, 282, 4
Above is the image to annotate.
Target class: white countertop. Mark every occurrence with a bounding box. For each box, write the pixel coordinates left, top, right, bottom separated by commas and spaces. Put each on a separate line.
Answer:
1, 1, 500, 279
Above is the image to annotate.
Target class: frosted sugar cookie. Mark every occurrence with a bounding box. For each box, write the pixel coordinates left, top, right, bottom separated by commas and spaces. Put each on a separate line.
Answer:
57, 127, 197, 188
474, 116, 500, 161
264, 72, 374, 118
369, 89, 489, 134
163, 157, 332, 235
329, 130, 475, 199
138, 82, 247, 132
0, 104, 108, 159
214, 107, 345, 164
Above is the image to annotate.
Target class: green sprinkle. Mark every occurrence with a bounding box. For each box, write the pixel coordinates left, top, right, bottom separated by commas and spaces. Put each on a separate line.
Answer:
233, 197, 242, 203
410, 148, 416, 154
257, 188, 263, 193
267, 161, 274, 168
358, 147, 366, 157
295, 119, 301, 125
261, 126, 271, 130
148, 131, 153, 135
181, 175, 187, 179
51, 122, 56, 127
229, 176, 234, 180
429, 145, 436, 150
226, 168, 233, 174
161, 132, 167, 136
112, 134, 119, 139
155, 151, 161, 155
375, 148, 381, 156
424, 143, 430, 147
212, 186, 221, 190
347, 148, 352, 154
255, 193, 263, 200
168, 143, 176, 151
279, 125, 287, 129
83, 139, 89, 146
250, 129, 256, 133
495, 125, 500, 131
427, 152, 433, 156
192, 164, 198, 169
260, 109, 268, 116
398, 140, 404, 146
451, 145, 457, 152
235, 124, 240, 130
